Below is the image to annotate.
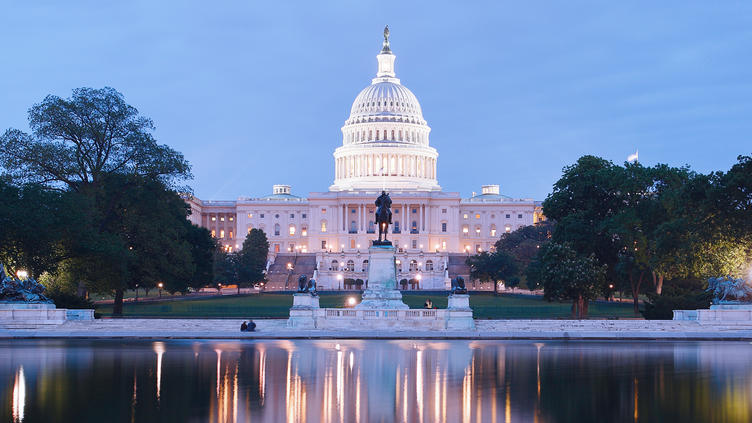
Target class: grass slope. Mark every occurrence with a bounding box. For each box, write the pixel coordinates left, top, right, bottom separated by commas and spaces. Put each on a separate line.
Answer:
96, 293, 640, 319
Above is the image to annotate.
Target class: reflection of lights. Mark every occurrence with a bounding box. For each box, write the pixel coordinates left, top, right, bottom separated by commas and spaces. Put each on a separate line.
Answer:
417, 349, 424, 423
12, 366, 25, 422
462, 365, 471, 423
347, 297, 357, 307
154, 342, 165, 401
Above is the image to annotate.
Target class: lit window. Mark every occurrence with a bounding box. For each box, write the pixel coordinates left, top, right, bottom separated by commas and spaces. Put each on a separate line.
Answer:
229, 230, 233, 239
211, 230, 216, 237
220, 230, 225, 238
463, 214, 468, 219
475, 226, 481, 234
229, 217, 234, 221
505, 226, 512, 233
289, 225, 296, 236
491, 225, 497, 237
220, 217, 225, 222
301, 227, 307, 236
321, 208, 326, 214
442, 241, 446, 250
321, 220, 327, 233
462, 225, 469, 234
211, 217, 216, 222
247, 213, 252, 218
475, 214, 480, 219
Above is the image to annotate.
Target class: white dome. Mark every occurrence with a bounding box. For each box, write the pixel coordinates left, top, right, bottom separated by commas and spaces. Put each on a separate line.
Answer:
346, 81, 425, 126
331, 28, 440, 192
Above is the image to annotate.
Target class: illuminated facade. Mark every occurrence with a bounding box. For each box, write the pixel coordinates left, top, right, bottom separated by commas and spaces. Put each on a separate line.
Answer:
186, 29, 543, 289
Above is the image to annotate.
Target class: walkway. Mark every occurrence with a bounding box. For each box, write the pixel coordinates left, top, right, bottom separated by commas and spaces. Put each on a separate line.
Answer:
3, 319, 752, 340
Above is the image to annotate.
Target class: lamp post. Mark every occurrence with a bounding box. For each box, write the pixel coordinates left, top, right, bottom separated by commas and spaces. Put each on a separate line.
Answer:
416, 273, 422, 290
135, 284, 139, 302
337, 273, 343, 290
16, 270, 28, 280
158, 282, 164, 298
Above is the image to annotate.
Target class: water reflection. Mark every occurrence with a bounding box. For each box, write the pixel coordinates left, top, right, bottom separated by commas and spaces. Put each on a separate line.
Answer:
1, 340, 752, 422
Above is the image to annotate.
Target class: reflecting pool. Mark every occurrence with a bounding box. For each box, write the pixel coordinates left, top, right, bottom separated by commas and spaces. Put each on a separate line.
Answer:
1, 339, 751, 422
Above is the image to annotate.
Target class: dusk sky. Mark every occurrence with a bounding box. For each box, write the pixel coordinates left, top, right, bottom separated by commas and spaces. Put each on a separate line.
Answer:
1, 1, 750, 200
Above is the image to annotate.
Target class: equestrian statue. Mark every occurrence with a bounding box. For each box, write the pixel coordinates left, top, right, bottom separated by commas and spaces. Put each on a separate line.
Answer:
374, 190, 392, 245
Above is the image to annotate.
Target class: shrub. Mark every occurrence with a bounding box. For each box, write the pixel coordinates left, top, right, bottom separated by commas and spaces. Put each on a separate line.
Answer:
642, 278, 711, 320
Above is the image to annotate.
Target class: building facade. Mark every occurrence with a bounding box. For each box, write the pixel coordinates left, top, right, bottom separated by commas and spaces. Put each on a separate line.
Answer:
186, 29, 543, 290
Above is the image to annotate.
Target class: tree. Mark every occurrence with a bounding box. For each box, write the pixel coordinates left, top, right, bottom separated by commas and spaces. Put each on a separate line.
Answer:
0, 180, 75, 277
0, 87, 190, 191
494, 221, 553, 287
62, 174, 196, 315
467, 251, 519, 294
536, 243, 606, 319
237, 229, 269, 290
185, 224, 216, 291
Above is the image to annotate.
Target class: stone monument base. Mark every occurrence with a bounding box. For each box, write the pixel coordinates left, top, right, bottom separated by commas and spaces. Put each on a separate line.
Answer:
446, 294, 475, 330
0, 303, 94, 327
286, 293, 320, 329
356, 244, 408, 310
673, 304, 752, 322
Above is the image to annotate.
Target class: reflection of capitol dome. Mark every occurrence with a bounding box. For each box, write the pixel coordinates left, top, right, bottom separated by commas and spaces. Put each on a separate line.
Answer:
331, 29, 439, 192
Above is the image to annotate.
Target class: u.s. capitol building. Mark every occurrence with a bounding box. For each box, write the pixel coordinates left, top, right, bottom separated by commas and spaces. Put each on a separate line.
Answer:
186, 29, 543, 290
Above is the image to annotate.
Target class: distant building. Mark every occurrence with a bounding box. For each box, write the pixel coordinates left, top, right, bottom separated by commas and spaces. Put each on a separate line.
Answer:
186, 30, 544, 290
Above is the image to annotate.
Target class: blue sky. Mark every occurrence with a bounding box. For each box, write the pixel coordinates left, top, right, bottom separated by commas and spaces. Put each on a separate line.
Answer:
1, 1, 751, 200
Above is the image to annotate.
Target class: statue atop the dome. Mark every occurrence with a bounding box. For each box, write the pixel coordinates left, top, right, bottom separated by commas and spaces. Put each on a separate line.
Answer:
374, 191, 392, 245
381, 25, 391, 53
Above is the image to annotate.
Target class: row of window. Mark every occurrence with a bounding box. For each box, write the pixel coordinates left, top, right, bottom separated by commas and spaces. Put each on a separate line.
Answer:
463, 213, 524, 220
328, 259, 435, 272
245, 212, 307, 219
349, 128, 424, 143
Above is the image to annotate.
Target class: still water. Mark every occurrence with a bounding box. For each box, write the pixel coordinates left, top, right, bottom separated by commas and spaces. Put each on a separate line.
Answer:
1, 339, 751, 422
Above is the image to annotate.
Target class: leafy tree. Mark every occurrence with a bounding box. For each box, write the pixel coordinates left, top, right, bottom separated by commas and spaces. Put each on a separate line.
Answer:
185, 224, 216, 291
0, 87, 190, 191
494, 221, 553, 287
237, 228, 269, 289
536, 243, 606, 319
467, 251, 519, 294
213, 249, 238, 288
62, 174, 195, 315
0, 181, 74, 277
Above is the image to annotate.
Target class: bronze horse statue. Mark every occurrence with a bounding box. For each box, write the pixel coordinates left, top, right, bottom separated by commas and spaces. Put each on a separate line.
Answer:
375, 191, 392, 244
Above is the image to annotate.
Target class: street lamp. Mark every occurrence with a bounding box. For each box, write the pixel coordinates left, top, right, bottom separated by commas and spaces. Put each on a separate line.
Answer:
16, 270, 28, 280
158, 282, 164, 298
337, 273, 343, 290
416, 273, 422, 290
135, 283, 139, 302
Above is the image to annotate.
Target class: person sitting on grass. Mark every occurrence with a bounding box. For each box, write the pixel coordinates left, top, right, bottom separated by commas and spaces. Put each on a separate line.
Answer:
240, 321, 248, 332
424, 299, 433, 309
246, 320, 256, 332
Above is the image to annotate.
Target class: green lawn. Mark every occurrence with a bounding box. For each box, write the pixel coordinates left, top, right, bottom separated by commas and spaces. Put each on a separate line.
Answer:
95, 293, 641, 319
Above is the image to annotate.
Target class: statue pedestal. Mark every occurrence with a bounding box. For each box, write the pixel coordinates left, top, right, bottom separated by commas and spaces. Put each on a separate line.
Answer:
356, 245, 408, 310
0, 302, 94, 327
674, 304, 752, 322
446, 294, 475, 330
287, 293, 320, 329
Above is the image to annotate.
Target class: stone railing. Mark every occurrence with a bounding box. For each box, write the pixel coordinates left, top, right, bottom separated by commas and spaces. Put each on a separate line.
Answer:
315, 307, 447, 330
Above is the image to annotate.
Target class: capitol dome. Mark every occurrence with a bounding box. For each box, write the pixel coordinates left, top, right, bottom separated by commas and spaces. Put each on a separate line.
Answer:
346, 82, 426, 126
331, 27, 440, 192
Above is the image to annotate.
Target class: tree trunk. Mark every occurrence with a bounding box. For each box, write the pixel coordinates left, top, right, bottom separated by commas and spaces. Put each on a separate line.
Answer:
571, 301, 578, 319
237, 284, 241, 295
113, 288, 124, 316
582, 299, 589, 319
656, 274, 664, 295
630, 270, 644, 314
